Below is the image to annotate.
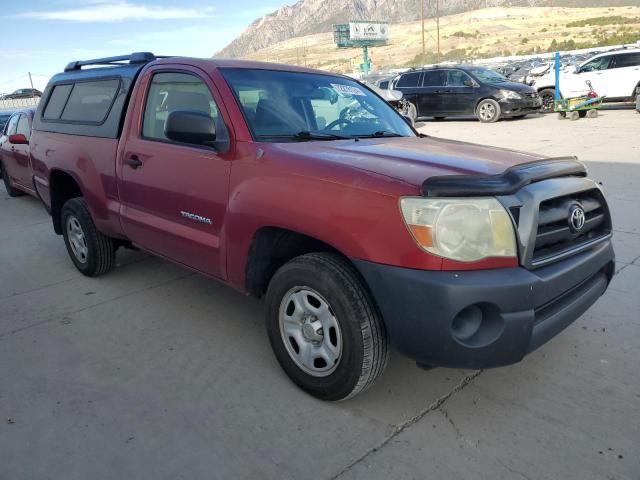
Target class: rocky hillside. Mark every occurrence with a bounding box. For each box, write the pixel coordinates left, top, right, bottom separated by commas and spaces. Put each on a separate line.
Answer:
215, 0, 639, 58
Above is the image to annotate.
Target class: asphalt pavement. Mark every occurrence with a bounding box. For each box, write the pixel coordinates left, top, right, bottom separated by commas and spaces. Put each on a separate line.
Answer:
1, 109, 638, 480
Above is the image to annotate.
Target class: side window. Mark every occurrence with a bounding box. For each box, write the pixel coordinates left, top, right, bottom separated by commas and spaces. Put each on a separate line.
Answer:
5, 114, 20, 136
422, 70, 447, 87
16, 115, 30, 138
43, 84, 73, 120
142, 72, 224, 145
446, 70, 473, 87
581, 56, 611, 72
612, 53, 640, 69
395, 72, 421, 88
60, 79, 120, 123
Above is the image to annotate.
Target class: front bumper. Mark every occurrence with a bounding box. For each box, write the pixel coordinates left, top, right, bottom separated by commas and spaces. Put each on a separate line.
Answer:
499, 96, 542, 116
353, 240, 614, 369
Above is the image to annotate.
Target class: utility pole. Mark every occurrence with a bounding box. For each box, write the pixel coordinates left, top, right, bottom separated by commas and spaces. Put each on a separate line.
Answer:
436, 0, 441, 62
421, 0, 425, 60
28, 72, 34, 89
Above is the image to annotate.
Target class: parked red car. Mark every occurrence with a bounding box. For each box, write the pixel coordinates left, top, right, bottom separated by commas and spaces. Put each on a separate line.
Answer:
30, 53, 614, 400
0, 108, 37, 197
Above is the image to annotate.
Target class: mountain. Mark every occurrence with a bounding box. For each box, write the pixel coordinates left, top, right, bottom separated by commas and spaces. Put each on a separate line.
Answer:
215, 0, 640, 58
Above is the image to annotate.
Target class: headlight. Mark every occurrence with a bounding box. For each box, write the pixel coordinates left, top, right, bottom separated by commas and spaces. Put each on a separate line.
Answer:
500, 89, 522, 100
400, 197, 517, 262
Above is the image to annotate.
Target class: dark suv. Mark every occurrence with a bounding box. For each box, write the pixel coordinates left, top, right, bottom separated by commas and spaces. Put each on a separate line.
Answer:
392, 65, 541, 122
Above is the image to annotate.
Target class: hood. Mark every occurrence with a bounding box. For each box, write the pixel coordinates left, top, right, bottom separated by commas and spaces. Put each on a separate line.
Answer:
267, 136, 544, 191
488, 81, 536, 93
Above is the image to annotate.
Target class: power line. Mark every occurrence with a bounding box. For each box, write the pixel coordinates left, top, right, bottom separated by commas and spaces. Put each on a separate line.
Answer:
0, 74, 30, 86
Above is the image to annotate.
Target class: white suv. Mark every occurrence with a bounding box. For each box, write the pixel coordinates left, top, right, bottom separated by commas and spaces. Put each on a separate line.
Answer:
531, 49, 640, 112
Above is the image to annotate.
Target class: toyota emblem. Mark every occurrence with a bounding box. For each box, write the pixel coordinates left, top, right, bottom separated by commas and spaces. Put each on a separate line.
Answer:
568, 204, 586, 232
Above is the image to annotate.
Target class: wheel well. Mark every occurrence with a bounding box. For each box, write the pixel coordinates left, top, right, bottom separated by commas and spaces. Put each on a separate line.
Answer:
50, 170, 83, 234
245, 227, 342, 297
474, 97, 498, 111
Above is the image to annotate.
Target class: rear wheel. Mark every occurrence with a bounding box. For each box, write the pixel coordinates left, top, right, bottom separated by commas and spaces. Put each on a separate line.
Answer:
1, 161, 24, 197
539, 88, 555, 113
569, 111, 580, 121
586, 109, 598, 118
61, 198, 116, 277
266, 253, 389, 401
476, 99, 501, 123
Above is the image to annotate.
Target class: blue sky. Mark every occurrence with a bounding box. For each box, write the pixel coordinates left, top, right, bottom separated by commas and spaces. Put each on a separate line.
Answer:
0, 0, 277, 94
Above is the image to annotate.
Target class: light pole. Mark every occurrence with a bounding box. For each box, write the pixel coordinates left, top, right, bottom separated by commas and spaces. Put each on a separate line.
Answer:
421, 0, 425, 60
436, 0, 440, 62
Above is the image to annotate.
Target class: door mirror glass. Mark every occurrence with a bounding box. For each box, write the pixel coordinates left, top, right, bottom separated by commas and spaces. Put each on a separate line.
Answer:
165, 110, 216, 146
463, 78, 474, 87
8, 133, 29, 145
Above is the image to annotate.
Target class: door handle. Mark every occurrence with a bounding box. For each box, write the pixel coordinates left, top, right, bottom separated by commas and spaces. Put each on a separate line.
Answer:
126, 155, 143, 169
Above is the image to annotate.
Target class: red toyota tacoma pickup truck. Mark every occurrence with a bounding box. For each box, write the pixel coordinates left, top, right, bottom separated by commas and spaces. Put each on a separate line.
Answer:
30, 53, 614, 400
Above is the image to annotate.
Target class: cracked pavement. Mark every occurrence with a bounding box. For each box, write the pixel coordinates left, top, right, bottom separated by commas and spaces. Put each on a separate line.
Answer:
1, 110, 639, 479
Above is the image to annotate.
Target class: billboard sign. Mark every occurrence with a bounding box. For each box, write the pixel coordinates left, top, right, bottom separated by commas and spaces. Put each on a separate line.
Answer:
349, 22, 389, 42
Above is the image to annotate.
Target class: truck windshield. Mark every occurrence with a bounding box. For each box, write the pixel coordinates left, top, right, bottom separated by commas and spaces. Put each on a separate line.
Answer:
221, 68, 415, 142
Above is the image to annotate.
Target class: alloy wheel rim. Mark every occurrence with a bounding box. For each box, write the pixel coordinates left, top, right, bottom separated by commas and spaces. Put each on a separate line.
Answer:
479, 102, 496, 120
66, 215, 88, 264
278, 287, 342, 377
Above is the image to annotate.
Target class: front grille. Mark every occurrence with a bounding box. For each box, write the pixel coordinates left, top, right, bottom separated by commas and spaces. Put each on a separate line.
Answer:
532, 188, 611, 264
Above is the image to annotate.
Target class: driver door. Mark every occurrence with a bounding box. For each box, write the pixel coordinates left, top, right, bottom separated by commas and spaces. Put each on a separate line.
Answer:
118, 66, 233, 279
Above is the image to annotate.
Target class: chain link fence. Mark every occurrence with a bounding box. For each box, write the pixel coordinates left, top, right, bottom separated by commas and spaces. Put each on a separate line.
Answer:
0, 97, 40, 111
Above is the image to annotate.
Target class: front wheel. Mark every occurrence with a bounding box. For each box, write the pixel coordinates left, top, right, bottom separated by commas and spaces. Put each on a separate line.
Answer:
61, 197, 116, 277
265, 253, 389, 401
476, 99, 501, 123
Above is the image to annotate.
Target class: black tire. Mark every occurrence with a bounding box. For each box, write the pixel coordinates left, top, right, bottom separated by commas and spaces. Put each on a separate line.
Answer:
476, 99, 501, 123
1, 161, 25, 197
539, 88, 555, 113
265, 253, 389, 401
578, 110, 587, 118
61, 197, 115, 277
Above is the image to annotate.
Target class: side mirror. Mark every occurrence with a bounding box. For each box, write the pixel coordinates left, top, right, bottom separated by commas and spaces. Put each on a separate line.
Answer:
9, 133, 28, 145
463, 79, 475, 87
165, 110, 216, 146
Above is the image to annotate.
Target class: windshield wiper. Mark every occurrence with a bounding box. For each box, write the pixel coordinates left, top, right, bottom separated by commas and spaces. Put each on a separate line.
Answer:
356, 131, 404, 138
257, 131, 350, 141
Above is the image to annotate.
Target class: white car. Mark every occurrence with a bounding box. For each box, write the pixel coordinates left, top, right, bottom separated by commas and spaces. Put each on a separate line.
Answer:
531, 49, 640, 112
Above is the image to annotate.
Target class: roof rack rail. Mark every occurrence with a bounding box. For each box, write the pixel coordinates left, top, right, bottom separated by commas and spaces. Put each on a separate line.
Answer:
64, 52, 157, 72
